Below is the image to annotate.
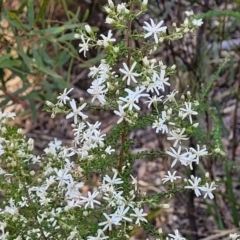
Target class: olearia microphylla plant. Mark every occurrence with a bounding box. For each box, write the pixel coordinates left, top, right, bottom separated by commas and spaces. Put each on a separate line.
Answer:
0, 0, 222, 239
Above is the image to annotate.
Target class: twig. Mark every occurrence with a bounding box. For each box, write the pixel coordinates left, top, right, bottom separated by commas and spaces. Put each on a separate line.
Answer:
231, 70, 240, 161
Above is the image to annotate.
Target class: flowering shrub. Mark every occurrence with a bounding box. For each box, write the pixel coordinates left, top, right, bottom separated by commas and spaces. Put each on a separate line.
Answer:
0, 0, 238, 239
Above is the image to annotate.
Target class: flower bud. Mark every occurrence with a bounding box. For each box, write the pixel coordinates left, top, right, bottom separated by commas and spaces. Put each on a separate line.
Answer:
28, 138, 34, 151
17, 128, 24, 134
185, 10, 194, 16
129, 190, 135, 196
214, 148, 221, 153
58, 102, 64, 107
184, 18, 189, 25
108, 0, 114, 7
194, 100, 199, 106
142, 0, 148, 6
150, 46, 157, 54
46, 101, 54, 107
104, 6, 111, 13
117, 3, 125, 13
83, 211, 88, 216
176, 27, 181, 33
178, 111, 183, 118
97, 40, 103, 46
167, 108, 172, 115
192, 123, 199, 128
159, 37, 164, 43
74, 33, 81, 39
106, 17, 115, 24
162, 204, 170, 208
85, 24, 92, 34
113, 46, 119, 53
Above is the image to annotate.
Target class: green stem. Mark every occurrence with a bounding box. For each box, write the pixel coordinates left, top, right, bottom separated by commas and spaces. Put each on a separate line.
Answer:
225, 162, 239, 226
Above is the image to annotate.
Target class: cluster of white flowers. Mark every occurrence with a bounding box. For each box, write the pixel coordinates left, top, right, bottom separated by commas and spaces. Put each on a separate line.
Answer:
71, 0, 210, 236
0, 0, 221, 239
0, 126, 147, 239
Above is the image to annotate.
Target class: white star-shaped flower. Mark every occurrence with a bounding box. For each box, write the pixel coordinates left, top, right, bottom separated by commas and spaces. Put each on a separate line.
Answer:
192, 19, 203, 27
162, 171, 181, 184
185, 175, 202, 197
130, 208, 148, 226
79, 35, 90, 57
119, 62, 140, 85
199, 182, 216, 199
66, 99, 88, 124
167, 128, 189, 147
100, 30, 116, 47
57, 88, 74, 104
79, 191, 101, 209
143, 18, 167, 43
179, 102, 198, 124
168, 230, 186, 240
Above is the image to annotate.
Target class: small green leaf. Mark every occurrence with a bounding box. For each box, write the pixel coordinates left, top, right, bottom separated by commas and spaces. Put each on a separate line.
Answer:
32, 48, 43, 68
29, 24, 82, 36
28, 98, 37, 123
40, 49, 55, 67
27, 0, 34, 28
0, 59, 21, 68
9, 67, 30, 77
68, 7, 81, 22
39, 65, 63, 80
8, 11, 25, 28
16, 38, 34, 70
35, 0, 48, 25
57, 33, 75, 42
82, 9, 89, 22
0, 53, 21, 68
64, 41, 78, 56
29, 26, 65, 35
56, 51, 71, 67
0, 54, 11, 64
